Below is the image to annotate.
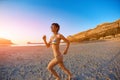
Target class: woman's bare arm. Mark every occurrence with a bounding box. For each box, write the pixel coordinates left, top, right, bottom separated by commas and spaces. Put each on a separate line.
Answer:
60, 34, 70, 55
42, 35, 51, 48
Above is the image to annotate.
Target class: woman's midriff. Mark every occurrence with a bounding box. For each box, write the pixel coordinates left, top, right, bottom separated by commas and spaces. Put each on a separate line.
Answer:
52, 45, 63, 62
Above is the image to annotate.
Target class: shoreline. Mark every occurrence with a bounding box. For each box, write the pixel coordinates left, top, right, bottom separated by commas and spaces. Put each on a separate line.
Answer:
0, 39, 119, 48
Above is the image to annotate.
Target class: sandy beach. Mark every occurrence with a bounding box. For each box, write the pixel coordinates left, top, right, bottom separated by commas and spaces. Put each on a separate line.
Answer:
0, 40, 120, 80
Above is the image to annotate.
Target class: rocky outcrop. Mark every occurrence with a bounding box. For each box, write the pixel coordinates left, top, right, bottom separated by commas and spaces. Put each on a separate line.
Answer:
67, 19, 120, 42
0, 38, 13, 45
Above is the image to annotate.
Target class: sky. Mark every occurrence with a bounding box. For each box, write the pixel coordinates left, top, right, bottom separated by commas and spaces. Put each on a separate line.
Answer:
0, 0, 120, 44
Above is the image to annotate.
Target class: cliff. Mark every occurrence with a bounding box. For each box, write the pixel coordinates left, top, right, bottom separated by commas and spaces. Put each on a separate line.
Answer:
67, 19, 120, 42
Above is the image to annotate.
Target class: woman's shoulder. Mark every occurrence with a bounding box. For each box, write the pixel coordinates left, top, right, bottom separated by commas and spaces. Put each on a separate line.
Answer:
58, 33, 63, 36
58, 33, 65, 38
57, 33, 62, 35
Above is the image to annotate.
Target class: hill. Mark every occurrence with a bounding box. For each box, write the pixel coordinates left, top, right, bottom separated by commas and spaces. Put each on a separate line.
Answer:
67, 19, 120, 42
0, 38, 13, 45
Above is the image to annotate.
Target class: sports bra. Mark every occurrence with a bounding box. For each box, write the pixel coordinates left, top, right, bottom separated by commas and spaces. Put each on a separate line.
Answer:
51, 33, 60, 45
51, 38, 57, 44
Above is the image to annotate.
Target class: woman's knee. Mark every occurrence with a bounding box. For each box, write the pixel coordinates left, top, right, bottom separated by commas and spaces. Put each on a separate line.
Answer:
47, 59, 57, 71
47, 66, 53, 71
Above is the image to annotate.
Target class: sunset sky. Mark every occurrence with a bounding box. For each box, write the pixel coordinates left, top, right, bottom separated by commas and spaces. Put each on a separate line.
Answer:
0, 0, 120, 44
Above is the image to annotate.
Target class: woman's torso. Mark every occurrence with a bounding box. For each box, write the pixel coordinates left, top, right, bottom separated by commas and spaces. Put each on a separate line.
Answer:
51, 34, 62, 57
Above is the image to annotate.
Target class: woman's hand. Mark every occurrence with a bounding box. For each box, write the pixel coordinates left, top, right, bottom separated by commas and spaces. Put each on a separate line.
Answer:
42, 35, 50, 48
42, 35, 46, 41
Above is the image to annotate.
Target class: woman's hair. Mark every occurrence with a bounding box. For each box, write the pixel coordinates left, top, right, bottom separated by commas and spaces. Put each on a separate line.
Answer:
52, 23, 60, 32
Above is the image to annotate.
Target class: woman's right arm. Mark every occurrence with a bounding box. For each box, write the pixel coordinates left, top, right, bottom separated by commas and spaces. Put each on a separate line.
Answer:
42, 35, 51, 48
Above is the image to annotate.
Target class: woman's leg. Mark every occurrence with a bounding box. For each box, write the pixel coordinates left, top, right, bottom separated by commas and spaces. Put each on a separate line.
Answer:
58, 62, 72, 80
47, 58, 60, 80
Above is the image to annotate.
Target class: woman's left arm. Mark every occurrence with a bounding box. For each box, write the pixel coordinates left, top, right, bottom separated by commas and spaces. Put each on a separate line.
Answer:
60, 34, 70, 55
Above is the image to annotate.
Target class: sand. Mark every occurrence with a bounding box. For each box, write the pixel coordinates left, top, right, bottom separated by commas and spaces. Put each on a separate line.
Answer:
0, 40, 120, 80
